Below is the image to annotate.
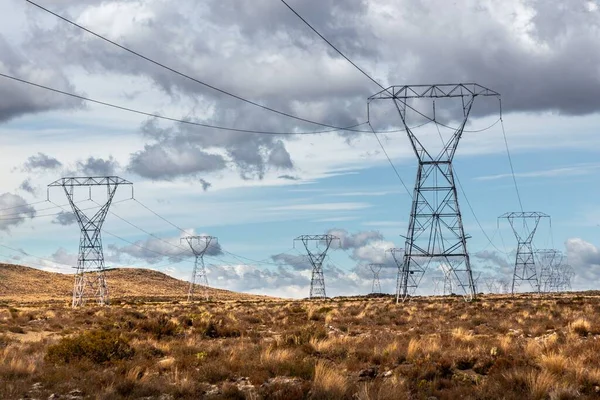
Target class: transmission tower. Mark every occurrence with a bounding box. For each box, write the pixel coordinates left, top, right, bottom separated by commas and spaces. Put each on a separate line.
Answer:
387, 248, 416, 301
499, 212, 550, 294
182, 236, 217, 301
536, 249, 559, 293
432, 276, 444, 295
369, 84, 499, 302
483, 278, 498, 294
369, 263, 384, 294
48, 176, 133, 307
294, 235, 339, 299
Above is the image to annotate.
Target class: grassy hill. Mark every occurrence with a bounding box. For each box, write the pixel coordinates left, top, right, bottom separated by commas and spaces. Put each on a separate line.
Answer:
0, 263, 270, 303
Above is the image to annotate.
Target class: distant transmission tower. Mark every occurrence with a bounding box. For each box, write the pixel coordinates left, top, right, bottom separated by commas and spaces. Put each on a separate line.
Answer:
499, 212, 550, 294
369, 84, 500, 302
48, 176, 133, 307
432, 276, 444, 295
294, 235, 339, 299
387, 248, 410, 297
369, 263, 383, 294
536, 249, 559, 293
182, 236, 217, 301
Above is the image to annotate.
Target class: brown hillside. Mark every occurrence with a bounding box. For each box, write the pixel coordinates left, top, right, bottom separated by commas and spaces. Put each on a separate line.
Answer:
0, 263, 272, 303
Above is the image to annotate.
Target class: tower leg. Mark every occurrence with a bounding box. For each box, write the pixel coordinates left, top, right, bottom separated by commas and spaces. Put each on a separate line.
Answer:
400, 161, 475, 301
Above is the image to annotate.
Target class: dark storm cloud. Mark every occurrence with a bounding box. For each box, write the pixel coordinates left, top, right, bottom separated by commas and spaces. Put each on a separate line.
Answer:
77, 156, 119, 176
22, 153, 63, 172
0, 34, 81, 122
0, 193, 36, 231
24, 0, 600, 127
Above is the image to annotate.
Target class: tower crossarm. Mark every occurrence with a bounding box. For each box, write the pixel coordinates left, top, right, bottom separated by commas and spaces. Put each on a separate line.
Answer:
368, 84, 500, 100
48, 176, 133, 187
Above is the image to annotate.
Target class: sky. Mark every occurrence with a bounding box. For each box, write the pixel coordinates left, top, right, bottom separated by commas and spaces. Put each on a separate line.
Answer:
1, 0, 600, 298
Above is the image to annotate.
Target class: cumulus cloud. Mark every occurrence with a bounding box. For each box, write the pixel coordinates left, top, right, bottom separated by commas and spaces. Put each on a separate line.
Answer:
565, 238, 600, 289
111, 231, 222, 265
18, 178, 35, 195
474, 250, 512, 275
326, 228, 384, 250
76, 156, 119, 176
128, 119, 294, 182
0, 193, 36, 231
52, 211, 78, 226
271, 253, 310, 271
22, 152, 62, 172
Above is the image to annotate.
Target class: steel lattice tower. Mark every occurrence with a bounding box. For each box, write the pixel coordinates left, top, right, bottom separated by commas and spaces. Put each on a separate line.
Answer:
48, 176, 133, 307
294, 235, 339, 299
432, 276, 444, 295
369, 84, 500, 302
499, 212, 550, 294
369, 263, 383, 294
536, 249, 559, 293
182, 236, 217, 301
387, 248, 409, 298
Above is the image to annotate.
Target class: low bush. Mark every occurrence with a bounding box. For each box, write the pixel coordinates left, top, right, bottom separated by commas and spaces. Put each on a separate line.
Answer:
45, 330, 134, 364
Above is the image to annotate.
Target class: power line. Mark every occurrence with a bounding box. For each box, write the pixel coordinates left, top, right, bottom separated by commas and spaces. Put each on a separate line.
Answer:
0, 243, 74, 270
26, 0, 370, 131
0, 199, 48, 212
279, 0, 384, 91
0, 72, 367, 136
454, 174, 506, 255
499, 100, 524, 213
133, 198, 187, 234
368, 122, 413, 199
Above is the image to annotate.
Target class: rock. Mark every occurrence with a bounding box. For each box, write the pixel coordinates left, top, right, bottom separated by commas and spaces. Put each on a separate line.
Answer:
382, 370, 393, 378
65, 389, 83, 400
157, 357, 176, 370
47, 395, 60, 400
204, 385, 220, 396
233, 377, 256, 395
31, 383, 43, 391
259, 377, 304, 399
358, 367, 378, 380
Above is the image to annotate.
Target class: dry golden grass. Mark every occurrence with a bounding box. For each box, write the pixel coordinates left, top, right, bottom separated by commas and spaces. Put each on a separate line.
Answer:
0, 263, 272, 302
2, 284, 600, 398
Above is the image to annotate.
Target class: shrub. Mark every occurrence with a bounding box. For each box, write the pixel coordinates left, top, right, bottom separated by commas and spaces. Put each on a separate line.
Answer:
569, 318, 591, 337
46, 330, 134, 364
137, 314, 179, 339
196, 318, 241, 338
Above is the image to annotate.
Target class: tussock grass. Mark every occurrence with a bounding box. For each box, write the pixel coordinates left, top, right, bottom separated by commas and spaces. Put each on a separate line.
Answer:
2, 292, 600, 398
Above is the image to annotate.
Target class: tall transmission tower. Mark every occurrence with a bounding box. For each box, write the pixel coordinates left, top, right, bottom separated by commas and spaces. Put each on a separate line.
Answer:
499, 212, 550, 294
369, 84, 500, 302
294, 235, 339, 299
181, 236, 217, 301
369, 263, 384, 294
48, 176, 133, 307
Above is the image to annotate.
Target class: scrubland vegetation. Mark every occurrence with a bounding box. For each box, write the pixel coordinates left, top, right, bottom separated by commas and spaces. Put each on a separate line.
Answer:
2, 293, 600, 399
